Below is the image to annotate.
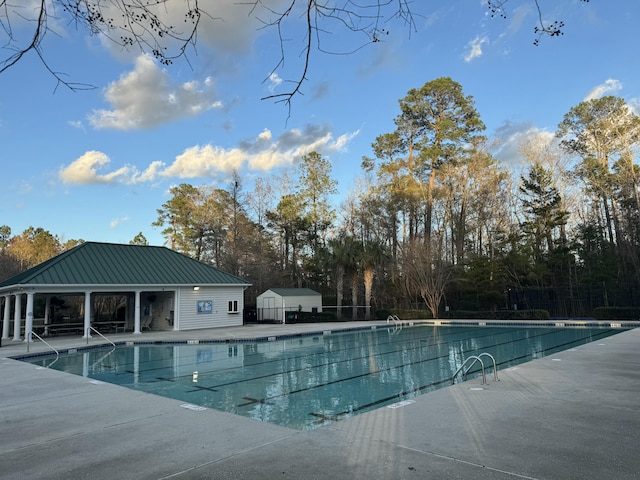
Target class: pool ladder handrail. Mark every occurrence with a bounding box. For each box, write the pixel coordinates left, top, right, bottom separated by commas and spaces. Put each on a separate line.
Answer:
452, 353, 499, 385
386, 315, 402, 334
386, 314, 401, 325
86, 327, 116, 347
26, 331, 59, 357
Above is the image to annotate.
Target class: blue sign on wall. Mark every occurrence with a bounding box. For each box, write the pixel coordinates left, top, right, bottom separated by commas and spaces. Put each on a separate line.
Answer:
197, 300, 213, 314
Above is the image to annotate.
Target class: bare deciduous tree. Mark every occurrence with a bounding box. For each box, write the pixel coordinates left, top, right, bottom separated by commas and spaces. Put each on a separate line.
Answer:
0, 0, 203, 90
402, 238, 453, 319
1, 1, 587, 101
488, 0, 591, 46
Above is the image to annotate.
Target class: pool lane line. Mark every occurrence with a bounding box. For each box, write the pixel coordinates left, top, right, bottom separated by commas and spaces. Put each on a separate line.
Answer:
308, 376, 457, 426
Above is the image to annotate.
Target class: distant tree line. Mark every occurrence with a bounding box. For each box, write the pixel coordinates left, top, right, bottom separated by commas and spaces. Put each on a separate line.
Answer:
3, 77, 639, 319
0, 226, 82, 280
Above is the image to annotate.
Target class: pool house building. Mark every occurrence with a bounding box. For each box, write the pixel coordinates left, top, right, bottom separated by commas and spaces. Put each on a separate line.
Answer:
0, 242, 251, 340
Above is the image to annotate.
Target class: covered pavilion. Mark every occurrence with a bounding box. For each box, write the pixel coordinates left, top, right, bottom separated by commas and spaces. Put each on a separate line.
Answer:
0, 242, 250, 341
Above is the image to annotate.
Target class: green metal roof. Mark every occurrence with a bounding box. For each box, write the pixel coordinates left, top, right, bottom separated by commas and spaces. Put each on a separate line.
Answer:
0, 242, 250, 289
267, 288, 321, 297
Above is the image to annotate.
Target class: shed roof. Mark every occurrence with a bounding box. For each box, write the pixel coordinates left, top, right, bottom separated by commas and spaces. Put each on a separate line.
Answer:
0, 242, 250, 290
264, 288, 321, 297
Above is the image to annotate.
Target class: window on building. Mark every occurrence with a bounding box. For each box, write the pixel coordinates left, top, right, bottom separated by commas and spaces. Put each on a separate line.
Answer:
228, 300, 238, 313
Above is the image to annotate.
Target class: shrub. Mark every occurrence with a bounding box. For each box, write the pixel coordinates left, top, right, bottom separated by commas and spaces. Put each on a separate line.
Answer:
387, 309, 433, 320
593, 307, 640, 320
443, 309, 550, 320
293, 311, 337, 323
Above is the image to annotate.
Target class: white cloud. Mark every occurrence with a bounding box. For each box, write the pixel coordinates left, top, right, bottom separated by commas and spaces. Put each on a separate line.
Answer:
506, 5, 531, 35
58, 125, 359, 185
161, 145, 247, 178
89, 55, 222, 130
245, 125, 359, 171
177, 1, 277, 54
94, 0, 271, 61
584, 79, 623, 101
629, 98, 640, 115
59, 151, 135, 184
135, 161, 166, 183
492, 121, 555, 168
19, 181, 32, 194
464, 36, 489, 62
313, 81, 330, 100
357, 39, 403, 76
267, 72, 283, 92
110, 216, 129, 228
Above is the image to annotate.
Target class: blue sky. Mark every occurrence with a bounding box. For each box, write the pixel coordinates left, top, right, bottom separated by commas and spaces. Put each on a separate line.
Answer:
1, 1, 638, 247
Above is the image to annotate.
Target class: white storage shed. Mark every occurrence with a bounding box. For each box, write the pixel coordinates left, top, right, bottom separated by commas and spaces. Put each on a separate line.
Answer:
256, 288, 322, 324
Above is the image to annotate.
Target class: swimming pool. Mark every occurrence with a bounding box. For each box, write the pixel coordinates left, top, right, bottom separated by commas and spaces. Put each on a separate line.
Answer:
21, 325, 625, 430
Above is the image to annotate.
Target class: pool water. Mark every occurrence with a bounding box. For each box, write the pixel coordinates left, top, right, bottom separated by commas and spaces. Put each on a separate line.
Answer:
22, 325, 624, 430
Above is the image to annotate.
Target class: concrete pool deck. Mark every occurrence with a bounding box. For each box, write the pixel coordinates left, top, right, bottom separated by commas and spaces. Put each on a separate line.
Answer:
1, 321, 639, 480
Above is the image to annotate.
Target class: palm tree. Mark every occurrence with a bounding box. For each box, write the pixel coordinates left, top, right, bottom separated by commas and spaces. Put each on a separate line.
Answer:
361, 240, 388, 320
328, 234, 364, 320
328, 236, 349, 320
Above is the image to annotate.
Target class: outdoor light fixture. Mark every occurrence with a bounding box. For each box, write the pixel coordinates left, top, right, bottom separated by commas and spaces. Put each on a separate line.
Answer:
193, 286, 200, 291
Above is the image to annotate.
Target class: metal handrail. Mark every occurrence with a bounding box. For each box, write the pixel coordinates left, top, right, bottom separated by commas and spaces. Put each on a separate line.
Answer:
386, 315, 401, 325
386, 315, 403, 334
451, 353, 500, 385
460, 353, 499, 383
476, 353, 499, 382
86, 327, 116, 347
452, 355, 486, 385
26, 331, 59, 357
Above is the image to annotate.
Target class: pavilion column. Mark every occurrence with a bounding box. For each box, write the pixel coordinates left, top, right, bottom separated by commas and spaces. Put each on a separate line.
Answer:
172, 289, 179, 331
82, 291, 92, 338
44, 296, 51, 336
13, 294, 22, 341
23, 292, 35, 343
133, 290, 142, 334
2, 295, 11, 340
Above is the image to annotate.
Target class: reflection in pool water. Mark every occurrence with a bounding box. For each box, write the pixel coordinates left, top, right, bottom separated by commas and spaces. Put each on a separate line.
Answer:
23, 325, 624, 430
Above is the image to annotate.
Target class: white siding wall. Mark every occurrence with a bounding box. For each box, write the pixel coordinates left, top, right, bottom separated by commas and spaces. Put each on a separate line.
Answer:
176, 286, 244, 330
256, 291, 322, 323
288, 295, 323, 312
256, 293, 279, 311
256, 293, 322, 312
